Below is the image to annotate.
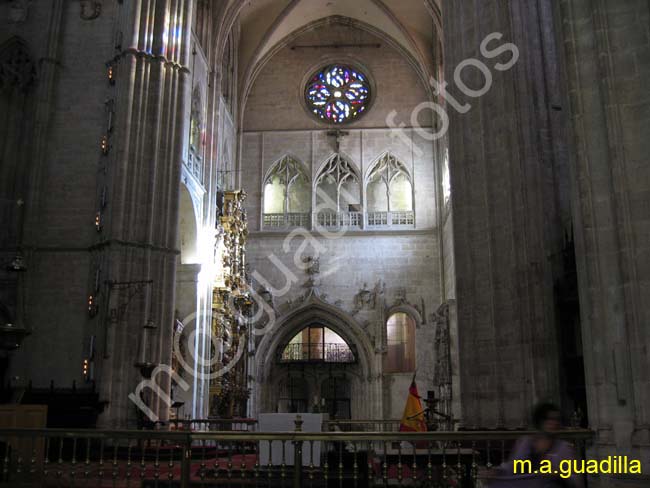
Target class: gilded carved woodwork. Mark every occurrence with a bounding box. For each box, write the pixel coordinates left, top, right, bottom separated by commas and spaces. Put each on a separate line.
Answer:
209, 190, 251, 417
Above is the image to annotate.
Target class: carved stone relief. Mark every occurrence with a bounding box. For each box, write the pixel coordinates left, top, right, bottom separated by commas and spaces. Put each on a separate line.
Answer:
352, 280, 384, 315
8, 0, 31, 23
80, 1, 102, 20
0, 38, 36, 93
298, 255, 324, 301
393, 287, 407, 305
432, 302, 452, 423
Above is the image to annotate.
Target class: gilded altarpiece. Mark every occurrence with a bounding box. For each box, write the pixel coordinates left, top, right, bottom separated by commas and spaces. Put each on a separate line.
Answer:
209, 191, 252, 417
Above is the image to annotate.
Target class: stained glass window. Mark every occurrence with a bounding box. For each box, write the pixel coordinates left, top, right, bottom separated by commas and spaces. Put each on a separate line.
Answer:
305, 65, 370, 124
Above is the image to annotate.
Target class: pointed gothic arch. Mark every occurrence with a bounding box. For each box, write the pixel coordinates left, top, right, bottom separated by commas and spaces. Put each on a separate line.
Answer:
256, 297, 374, 380
178, 183, 200, 264
365, 152, 415, 227
262, 154, 311, 228
252, 296, 381, 417
314, 153, 362, 227
366, 152, 413, 211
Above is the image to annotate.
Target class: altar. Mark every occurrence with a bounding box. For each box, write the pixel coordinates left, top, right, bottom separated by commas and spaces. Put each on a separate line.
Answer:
258, 413, 328, 466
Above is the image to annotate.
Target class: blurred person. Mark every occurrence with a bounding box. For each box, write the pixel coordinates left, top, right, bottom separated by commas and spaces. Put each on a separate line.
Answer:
486, 402, 583, 488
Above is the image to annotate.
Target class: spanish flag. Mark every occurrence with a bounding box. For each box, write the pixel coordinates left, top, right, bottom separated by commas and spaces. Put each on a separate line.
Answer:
399, 375, 427, 432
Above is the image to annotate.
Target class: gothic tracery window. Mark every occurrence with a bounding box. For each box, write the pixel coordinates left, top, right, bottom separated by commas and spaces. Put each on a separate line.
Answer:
305, 64, 370, 124
221, 32, 235, 111
263, 156, 310, 228
190, 89, 202, 153
260, 153, 417, 231
384, 312, 416, 373
315, 154, 362, 227
188, 86, 204, 180
366, 154, 414, 226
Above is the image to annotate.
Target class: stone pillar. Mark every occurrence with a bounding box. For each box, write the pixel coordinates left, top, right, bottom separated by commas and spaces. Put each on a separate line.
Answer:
96, 0, 194, 427
442, 0, 570, 428
173, 262, 201, 416
557, 0, 650, 480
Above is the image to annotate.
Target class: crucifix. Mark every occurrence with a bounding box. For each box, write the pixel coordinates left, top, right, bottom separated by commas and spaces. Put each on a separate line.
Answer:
326, 129, 349, 152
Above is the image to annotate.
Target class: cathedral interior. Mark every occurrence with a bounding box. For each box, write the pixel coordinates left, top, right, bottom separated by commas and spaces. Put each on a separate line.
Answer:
0, 0, 648, 487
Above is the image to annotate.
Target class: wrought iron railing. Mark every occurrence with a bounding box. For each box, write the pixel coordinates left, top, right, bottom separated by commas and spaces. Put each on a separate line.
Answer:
279, 343, 356, 363
0, 425, 593, 487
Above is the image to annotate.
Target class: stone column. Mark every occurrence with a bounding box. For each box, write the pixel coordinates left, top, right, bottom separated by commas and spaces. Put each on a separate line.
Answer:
97, 0, 194, 427
442, 0, 570, 428
557, 0, 650, 479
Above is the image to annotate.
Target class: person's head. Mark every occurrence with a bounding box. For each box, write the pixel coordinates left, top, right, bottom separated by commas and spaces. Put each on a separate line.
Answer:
532, 402, 561, 432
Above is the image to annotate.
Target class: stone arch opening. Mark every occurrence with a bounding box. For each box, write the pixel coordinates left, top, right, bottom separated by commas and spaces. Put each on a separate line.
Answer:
178, 184, 199, 264
253, 299, 380, 418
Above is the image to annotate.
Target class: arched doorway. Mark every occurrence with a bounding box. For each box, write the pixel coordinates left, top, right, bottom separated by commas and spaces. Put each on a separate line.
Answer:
384, 312, 416, 374
173, 182, 204, 418
253, 297, 380, 419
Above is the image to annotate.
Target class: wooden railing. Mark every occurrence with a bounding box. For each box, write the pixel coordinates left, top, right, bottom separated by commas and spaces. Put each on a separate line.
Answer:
0, 422, 593, 487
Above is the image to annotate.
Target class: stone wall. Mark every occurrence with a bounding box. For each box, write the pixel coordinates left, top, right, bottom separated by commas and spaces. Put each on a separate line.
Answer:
241, 129, 437, 231
557, 0, 650, 481
442, 0, 571, 428
240, 19, 444, 419
242, 21, 432, 131
0, 1, 119, 389
1, 0, 195, 428
246, 231, 440, 419
173, 15, 241, 419
443, 0, 650, 482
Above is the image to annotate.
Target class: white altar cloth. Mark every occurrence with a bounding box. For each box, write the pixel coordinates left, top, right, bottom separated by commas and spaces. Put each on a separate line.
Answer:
258, 413, 328, 466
